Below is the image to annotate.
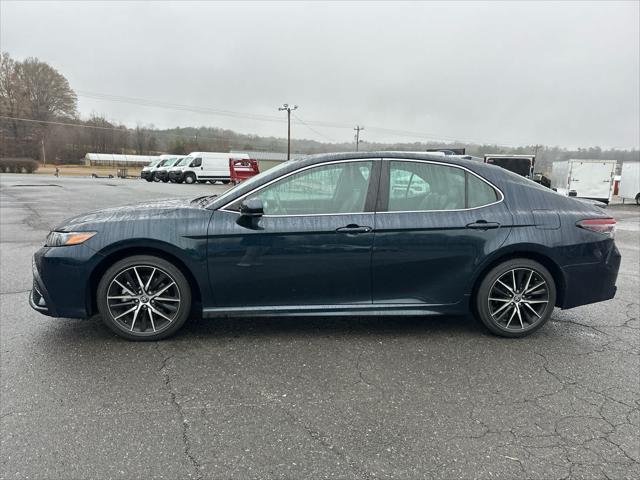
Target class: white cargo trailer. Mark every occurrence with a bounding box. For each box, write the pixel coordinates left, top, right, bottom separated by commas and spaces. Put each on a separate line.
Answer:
551, 159, 617, 203
619, 161, 640, 205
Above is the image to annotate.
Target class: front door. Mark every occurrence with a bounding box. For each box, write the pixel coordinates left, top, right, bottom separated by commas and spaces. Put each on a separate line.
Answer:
372, 159, 513, 306
207, 159, 380, 309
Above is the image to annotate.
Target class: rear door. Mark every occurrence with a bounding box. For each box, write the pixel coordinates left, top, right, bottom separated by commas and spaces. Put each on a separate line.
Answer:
372, 159, 513, 305
569, 161, 614, 200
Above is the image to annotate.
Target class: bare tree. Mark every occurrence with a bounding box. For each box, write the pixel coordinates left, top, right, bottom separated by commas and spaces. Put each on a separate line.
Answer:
16, 56, 77, 121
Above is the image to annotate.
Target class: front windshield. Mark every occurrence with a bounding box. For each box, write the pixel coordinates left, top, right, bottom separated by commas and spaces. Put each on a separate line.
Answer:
213, 159, 295, 205
176, 156, 191, 167
147, 159, 162, 168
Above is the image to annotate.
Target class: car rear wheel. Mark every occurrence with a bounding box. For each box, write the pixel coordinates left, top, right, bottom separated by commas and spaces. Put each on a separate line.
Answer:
184, 173, 196, 184
475, 259, 556, 338
97, 255, 191, 341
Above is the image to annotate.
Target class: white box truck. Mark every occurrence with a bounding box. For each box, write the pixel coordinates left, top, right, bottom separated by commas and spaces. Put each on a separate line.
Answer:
619, 161, 640, 205
168, 152, 250, 184
551, 159, 617, 204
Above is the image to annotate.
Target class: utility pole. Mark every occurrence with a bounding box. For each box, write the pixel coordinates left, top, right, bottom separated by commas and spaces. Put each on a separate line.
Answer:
41, 137, 46, 166
354, 125, 364, 151
278, 103, 298, 160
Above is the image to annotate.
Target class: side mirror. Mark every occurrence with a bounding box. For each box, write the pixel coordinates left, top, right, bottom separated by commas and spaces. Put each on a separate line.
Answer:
240, 198, 264, 217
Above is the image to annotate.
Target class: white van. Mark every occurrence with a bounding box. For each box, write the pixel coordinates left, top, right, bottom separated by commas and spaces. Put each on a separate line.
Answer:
145, 154, 181, 182
169, 152, 250, 184
153, 156, 184, 183
141, 158, 163, 182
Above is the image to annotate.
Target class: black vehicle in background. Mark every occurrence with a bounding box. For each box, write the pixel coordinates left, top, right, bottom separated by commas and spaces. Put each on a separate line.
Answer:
484, 154, 536, 178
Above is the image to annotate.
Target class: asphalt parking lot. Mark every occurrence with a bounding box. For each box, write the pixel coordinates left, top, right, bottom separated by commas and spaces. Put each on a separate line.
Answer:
1, 173, 638, 480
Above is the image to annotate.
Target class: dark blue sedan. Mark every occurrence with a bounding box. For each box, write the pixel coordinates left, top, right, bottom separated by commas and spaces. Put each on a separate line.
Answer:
30, 152, 620, 340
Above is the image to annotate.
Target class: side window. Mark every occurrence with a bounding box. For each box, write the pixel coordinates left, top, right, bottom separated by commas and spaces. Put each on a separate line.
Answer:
388, 161, 465, 211
231, 161, 372, 215
467, 173, 498, 208
191, 158, 202, 168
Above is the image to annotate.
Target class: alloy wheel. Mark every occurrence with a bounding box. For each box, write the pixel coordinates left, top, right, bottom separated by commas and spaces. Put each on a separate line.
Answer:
487, 268, 549, 331
106, 265, 181, 335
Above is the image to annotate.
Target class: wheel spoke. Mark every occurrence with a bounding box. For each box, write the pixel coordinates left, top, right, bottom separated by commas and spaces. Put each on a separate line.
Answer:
149, 305, 174, 323
493, 300, 513, 317
154, 297, 180, 302
523, 270, 533, 292
505, 305, 517, 328
497, 280, 514, 294
145, 268, 156, 291
148, 308, 156, 332
108, 295, 135, 300
522, 299, 548, 304
152, 282, 176, 298
114, 305, 137, 320
511, 270, 517, 292
523, 302, 541, 318
489, 297, 511, 303
130, 306, 141, 331
525, 281, 545, 294
516, 305, 524, 328
133, 267, 145, 292
114, 279, 136, 296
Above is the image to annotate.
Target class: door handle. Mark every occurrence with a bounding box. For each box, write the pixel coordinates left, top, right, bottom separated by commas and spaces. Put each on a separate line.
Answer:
466, 220, 500, 230
336, 224, 372, 234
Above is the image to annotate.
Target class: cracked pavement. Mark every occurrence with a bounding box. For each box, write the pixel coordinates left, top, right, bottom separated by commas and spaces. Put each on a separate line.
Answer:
1, 174, 638, 479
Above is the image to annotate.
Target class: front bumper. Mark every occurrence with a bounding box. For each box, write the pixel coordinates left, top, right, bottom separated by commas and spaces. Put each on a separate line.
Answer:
155, 170, 169, 181
140, 170, 153, 180
29, 246, 97, 319
168, 171, 184, 182
560, 242, 621, 309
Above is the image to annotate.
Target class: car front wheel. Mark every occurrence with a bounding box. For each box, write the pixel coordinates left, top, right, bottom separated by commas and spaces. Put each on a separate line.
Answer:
475, 258, 556, 338
97, 255, 192, 341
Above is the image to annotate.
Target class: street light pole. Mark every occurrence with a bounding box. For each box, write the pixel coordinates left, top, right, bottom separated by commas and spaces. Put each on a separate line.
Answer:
278, 104, 298, 160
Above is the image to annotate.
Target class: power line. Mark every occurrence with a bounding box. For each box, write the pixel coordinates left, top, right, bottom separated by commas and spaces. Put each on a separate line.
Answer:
292, 112, 336, 143
76, 89, 525, 146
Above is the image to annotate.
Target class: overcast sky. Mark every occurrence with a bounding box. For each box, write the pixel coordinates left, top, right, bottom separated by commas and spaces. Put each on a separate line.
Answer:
1, 1, 638, 148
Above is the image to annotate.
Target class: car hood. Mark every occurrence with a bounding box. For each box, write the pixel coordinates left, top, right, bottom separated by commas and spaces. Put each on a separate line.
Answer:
55, 198, 203, 231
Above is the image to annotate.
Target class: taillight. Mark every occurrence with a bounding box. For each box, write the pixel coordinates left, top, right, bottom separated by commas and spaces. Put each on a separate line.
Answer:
576, 218, 616, 237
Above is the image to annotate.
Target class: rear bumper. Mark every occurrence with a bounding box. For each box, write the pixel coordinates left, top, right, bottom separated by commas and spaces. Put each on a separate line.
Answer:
559, 243, 621, 309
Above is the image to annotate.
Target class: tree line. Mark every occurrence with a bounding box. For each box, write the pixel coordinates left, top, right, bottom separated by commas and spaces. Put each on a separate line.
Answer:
1, 52, 638, 174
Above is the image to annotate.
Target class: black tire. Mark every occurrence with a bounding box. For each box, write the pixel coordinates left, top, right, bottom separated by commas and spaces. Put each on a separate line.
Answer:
635, 193, 639, 206
162, 178, 169, 183
145, 177, 153, 183
184, 173, 196, 184
475, 258, 556, 338
97, 255, 192, 341
197, 180, 207, 184
222, 180, 231, 185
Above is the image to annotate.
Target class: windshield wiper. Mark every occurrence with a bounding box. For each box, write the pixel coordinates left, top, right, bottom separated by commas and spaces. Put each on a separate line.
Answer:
190, 194, 218, 207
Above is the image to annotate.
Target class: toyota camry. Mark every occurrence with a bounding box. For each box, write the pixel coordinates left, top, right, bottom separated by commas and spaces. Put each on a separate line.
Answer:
30, 152, 620, 340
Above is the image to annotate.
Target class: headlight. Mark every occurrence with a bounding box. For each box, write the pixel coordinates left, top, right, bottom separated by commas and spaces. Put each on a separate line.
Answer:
45, 231, 97, 247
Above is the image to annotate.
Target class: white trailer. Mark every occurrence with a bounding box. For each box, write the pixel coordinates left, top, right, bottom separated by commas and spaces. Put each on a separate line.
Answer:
551, 159, 617, 203
619, 161, 640, 205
